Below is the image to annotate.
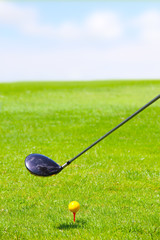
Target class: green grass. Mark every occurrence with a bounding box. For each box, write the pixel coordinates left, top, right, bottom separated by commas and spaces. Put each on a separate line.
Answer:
0, 80, 160, 240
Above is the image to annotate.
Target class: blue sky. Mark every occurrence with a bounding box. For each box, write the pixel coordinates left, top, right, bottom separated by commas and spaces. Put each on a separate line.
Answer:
0, 1, 160, 81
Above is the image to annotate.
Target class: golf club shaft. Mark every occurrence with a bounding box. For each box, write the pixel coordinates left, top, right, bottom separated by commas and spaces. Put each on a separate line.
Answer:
62, 94, 160, 169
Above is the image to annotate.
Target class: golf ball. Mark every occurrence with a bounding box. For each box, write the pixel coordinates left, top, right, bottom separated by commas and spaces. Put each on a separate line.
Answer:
68, 201, 80, 213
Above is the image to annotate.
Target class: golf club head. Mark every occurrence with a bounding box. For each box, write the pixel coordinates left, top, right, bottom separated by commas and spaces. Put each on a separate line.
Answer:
25, 154, 62, 176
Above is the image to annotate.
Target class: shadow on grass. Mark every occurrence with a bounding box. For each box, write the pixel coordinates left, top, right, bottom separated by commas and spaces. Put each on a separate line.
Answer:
57, 219, 87, 230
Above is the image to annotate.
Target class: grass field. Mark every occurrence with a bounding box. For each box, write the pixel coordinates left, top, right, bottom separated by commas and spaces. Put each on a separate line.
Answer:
0, 80, 160, 240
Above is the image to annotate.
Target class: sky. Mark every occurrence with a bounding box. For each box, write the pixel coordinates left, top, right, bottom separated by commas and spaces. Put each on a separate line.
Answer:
0, 1, 160, 82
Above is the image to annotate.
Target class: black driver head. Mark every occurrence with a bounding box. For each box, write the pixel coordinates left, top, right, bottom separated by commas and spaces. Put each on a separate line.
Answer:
25, 154, 62, 176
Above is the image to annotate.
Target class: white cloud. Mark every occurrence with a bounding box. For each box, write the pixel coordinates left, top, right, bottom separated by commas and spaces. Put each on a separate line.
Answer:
0, 2, 123, 40
0, 2, 160, 81
85, 11, 123, 39
0, 39, 160, 82
0, 2, 38, 32
133, 10, 160, 42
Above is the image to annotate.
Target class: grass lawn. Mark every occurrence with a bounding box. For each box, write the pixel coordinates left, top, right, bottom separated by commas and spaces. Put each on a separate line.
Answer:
0, 80, 160, 240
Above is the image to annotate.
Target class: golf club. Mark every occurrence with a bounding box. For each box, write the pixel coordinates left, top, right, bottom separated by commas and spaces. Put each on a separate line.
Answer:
25, 94, 160, 177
